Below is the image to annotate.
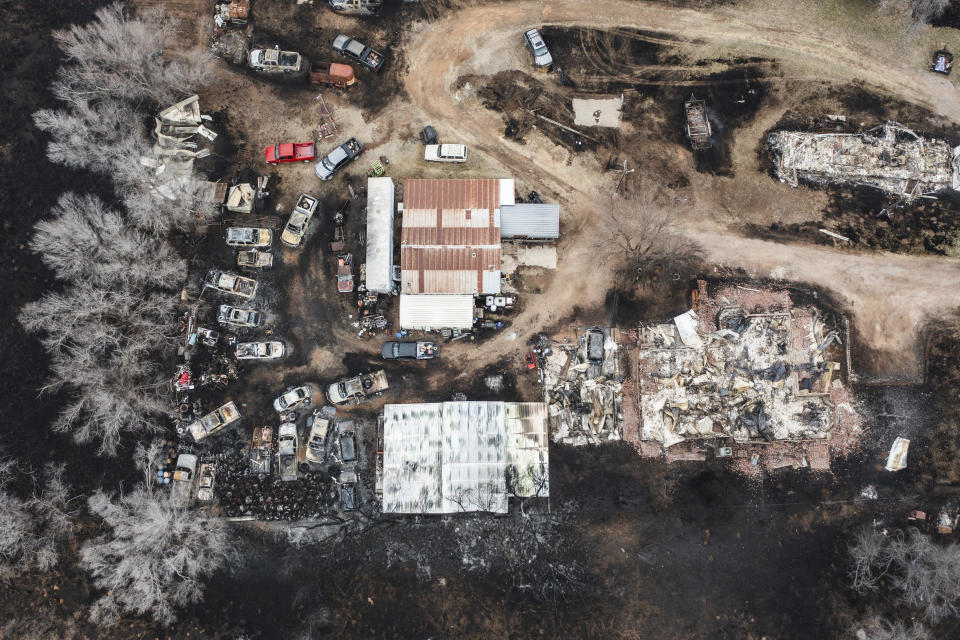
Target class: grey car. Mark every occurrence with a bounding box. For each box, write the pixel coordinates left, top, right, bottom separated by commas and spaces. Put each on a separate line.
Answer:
523, 29, 552, 68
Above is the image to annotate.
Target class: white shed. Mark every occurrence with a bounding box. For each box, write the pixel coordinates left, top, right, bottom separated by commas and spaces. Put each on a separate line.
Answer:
398, 294, 474, 330
365, 177, 395, 293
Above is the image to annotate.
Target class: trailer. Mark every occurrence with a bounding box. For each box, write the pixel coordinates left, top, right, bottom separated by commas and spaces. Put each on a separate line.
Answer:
684, 95, 713, 151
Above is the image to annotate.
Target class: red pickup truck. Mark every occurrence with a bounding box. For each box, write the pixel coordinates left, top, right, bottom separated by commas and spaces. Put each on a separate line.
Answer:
265, 141, 317, 164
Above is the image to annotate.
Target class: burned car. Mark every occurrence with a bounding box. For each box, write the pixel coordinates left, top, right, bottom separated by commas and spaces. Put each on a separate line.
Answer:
218, 305, 265, 328
205, 270, 258, 299
236, 341, 285, 360
273, 385, 312, 412
281, 193, 319, 247
187, 401, 241, 442
237, 249, 273, 268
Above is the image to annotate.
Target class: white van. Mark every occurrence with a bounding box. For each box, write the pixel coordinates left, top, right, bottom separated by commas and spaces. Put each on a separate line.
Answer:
424, 144, 467, 163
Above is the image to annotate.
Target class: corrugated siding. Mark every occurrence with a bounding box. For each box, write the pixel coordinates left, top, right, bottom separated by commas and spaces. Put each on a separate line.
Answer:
398, 294, 474, 330
499, 203, 560, 239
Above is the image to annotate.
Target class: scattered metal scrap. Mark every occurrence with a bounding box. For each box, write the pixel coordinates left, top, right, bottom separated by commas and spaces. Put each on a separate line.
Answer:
544, 328, 624, 446
767, 121, 960, 203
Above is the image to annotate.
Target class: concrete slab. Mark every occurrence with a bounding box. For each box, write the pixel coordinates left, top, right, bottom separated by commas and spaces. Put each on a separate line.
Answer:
572, 97, 622, 128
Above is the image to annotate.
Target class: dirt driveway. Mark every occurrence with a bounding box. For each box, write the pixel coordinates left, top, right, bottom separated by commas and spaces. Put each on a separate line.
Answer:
402, 0, 960, 381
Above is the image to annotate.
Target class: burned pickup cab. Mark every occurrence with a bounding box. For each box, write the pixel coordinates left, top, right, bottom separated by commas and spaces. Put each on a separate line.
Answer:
249, 48, 304, 74
250, 426, 273, 475
277, 422, 299, 482
281, 193, 319, 247
327, 370, 388, 405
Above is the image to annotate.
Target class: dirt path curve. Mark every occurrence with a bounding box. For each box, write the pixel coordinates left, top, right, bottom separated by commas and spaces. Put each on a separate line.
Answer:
403, 0, 960, 381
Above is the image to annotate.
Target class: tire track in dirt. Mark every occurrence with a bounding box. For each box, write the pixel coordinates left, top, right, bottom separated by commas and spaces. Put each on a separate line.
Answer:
403, 0, 960, 380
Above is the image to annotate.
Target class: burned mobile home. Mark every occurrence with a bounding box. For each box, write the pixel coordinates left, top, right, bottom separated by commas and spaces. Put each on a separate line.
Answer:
630, 282, 860, 469
766, 121, 960, 202
377, 401, 549, 514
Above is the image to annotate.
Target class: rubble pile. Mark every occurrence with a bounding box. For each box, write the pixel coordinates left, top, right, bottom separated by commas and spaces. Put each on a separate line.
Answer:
633, 282, 860, 469
767, 121, 960, 202
545, 328, 624, 446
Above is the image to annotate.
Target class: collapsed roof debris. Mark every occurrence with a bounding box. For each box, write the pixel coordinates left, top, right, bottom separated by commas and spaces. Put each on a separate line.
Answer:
767, 121, 960, 202
544, 328, 625, 446
140, 95, 218, 202
630, 281, 861, 471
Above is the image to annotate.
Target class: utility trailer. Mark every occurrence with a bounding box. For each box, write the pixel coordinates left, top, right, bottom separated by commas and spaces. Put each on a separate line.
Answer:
684, 95, 713, 151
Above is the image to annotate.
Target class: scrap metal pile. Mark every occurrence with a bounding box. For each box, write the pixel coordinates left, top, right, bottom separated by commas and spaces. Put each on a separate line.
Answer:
543, 328, 624, 446
767, 121, 960, 202
635, 283, 859, 466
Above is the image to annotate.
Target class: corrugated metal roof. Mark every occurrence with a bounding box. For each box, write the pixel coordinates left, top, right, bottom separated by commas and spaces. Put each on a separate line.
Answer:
365, 178, 395, 293
381, 401, 548, 514
400, 179, 510, 294
499, 203, 560, 239
398, 294, 474, 330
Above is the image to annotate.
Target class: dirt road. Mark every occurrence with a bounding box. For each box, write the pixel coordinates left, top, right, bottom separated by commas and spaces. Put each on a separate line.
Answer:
403, 0, 960, 381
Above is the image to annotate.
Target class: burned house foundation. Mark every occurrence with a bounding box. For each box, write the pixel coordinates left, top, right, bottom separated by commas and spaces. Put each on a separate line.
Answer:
630, 282, 861, 471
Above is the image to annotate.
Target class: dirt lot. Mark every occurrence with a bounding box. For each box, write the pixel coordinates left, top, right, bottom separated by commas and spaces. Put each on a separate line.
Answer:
7, 0, 960, 638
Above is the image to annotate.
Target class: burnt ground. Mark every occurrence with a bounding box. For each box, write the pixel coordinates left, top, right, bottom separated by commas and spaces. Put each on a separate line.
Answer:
753, 82, 960, 255
6, 4, 960, 640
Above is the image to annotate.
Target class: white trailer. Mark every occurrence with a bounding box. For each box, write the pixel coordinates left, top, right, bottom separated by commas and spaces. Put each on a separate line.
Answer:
366, 177, 395, 293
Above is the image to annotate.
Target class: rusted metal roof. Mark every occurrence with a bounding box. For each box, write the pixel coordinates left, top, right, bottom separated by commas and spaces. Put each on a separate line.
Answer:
400, 247, 501, 294
401, 179, 506, 294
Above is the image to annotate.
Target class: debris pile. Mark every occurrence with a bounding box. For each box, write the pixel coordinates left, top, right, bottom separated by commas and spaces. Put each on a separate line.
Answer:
214, 449, 337, 520
544, 328, 624, 446
767, 121, 960, 203
632, 281, 861, 470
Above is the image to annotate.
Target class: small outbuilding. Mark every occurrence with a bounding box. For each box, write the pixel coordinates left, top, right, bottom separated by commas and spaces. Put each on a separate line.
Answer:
499, 203, 560, 241
398, 294, 474, 331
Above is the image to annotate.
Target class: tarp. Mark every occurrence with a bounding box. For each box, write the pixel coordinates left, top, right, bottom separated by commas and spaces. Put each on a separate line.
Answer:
366, 177, 395, 293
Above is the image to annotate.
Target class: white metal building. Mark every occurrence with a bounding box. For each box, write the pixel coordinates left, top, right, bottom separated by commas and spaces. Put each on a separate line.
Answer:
499, 203, 560, 240
380, 401, 549, 514
398, 294, 474, 331
365, 177, 395, 293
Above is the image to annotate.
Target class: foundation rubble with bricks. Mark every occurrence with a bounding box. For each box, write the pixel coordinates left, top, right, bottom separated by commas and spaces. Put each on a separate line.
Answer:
767, 121, 960, 203
631, 282, 861, 472
543, 327, 626, 446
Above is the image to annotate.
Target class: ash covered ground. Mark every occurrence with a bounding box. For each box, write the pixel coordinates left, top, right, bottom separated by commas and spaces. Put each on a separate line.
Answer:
4, 1, 960, 639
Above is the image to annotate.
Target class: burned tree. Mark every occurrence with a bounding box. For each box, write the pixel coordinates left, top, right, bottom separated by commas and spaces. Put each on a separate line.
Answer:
0, 460, 78, 580
849, 526, 960, 624
30, 193, 185, 288
80, 442, 235, 626
19, 283, 180, 455
595, 194, 703, 288
47, 2, 211, 107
